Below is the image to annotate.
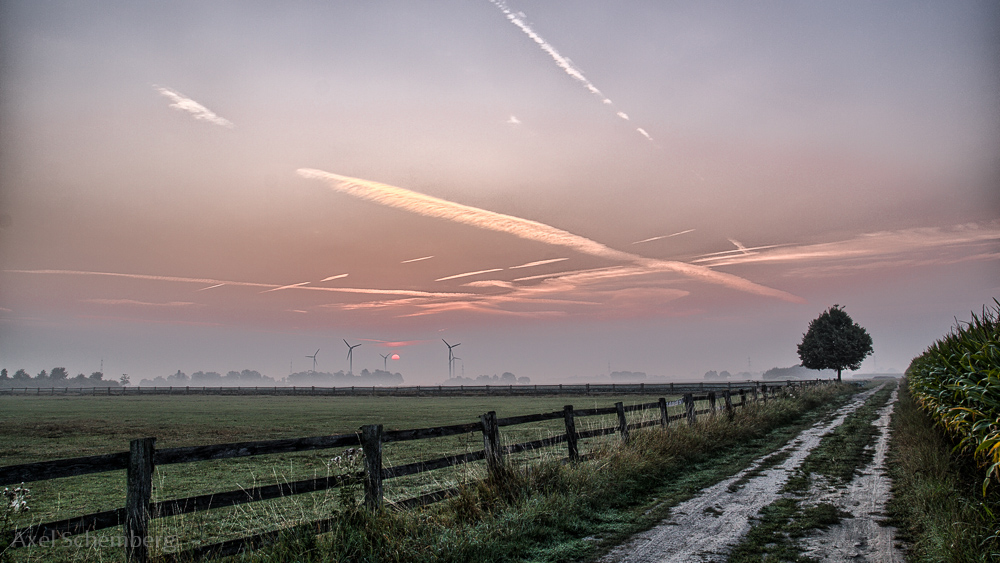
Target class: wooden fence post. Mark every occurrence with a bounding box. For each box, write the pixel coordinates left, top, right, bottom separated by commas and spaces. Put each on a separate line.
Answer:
723, 390, 733, 420
708, 391, 716, 416
684, 394, 696, 426
615, 402, 629, 442
360, 424, 383, 511
563, 405, 579, 461
480, 411, 503, 478
739, 388, 746, 408
761, 384, 768, 403
125, 437, 155, 563
751, 385, 759, 402
658, 397, 668, 427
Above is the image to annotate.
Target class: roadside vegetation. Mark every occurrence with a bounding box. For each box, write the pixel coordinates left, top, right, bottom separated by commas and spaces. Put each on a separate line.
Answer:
887, 381, 1000, 562
905, 301, 1000, 493
883, 302, 999, 563
216, 383, 859, 563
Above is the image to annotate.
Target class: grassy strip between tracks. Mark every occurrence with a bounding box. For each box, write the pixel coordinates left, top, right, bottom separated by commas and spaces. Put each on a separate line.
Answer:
726, 382, 894, 563
179, 383, 862, 563
885, 380, 1000, 563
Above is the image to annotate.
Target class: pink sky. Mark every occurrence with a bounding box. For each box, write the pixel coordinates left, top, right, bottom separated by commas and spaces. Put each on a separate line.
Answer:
0, 1, 997, 383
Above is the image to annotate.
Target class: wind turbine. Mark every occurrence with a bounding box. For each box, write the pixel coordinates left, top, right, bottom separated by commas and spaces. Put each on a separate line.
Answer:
380, 353, 390, 372
344, 340, 361, 375
443, 339, 460, 379
306, 349, 319, 372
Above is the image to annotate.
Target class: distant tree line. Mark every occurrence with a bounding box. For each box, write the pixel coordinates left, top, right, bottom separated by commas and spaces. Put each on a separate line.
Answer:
0, 367, 123, 388
610, 370, 647, 381
0, 366, 407, 388
441, 372, 530, 386
703, 370, 754, 380
138, 368, 405, 387
285, 369, 403, 386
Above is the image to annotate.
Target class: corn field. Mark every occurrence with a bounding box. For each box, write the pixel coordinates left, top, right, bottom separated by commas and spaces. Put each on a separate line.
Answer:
906, 300, 1000, 493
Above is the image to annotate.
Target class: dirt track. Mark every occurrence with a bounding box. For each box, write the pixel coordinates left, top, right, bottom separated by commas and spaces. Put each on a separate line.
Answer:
798, 387, 904, 563
599, 385, 897, 563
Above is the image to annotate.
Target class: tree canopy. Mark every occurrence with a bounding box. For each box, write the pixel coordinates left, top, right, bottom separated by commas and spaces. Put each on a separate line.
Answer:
797, 305, 873, 381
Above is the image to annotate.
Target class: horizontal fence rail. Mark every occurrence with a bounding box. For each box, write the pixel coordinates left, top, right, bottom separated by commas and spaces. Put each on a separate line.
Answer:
0, 380, 824, 397
1, 380, 827, 562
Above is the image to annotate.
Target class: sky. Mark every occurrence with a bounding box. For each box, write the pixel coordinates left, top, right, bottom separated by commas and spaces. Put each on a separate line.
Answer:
1, 1, 997, 384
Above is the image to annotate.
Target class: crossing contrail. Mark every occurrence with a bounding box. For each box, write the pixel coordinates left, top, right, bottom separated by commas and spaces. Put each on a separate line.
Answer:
435, 268, 505, 282
297, 169, 804, 303
632, 229, 695, 245
509, 258, 569, 269
487, 0, 653, 142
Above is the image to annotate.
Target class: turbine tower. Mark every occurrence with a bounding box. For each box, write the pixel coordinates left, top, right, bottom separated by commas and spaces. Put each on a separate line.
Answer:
306, 349, 319, 372
344, 340, 361, 375
380, 353, 390, 372
443, 339, 461, 379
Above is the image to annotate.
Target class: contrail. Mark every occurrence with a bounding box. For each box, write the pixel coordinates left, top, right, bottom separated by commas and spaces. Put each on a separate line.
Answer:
632, 229, 695, 245
5, 269, 276, 288
509, 258, 569, 269
261, 281, 310, 293
435, 268, 505, 282
82, 299, 196, 307
487, 0, 653, 142
321, 274, 349, 281
298, 169, 804, 303
729, 239, 750, 254
6, 268, 476, 299
298, 168, 635, 262
401, 256, 435, 264
154, 86, 234, 128
296, 286, 474, 298
196, 283, 226, 291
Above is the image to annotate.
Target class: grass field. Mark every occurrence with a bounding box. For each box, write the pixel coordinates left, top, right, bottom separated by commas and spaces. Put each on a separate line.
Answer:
1, 393, 691, 561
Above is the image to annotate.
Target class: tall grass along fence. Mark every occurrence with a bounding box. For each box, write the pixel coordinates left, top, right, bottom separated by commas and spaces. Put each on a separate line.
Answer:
0, 380, 812, 397
1, 381, 820, 562
906, 301, 1000, 493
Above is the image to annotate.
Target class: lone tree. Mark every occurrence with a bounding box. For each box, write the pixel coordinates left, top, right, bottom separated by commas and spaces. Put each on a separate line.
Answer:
797, 305, 873, 381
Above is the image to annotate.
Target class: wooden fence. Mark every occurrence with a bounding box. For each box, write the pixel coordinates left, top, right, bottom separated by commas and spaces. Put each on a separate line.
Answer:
0, 381, 814, 562
0, 380, 821, 397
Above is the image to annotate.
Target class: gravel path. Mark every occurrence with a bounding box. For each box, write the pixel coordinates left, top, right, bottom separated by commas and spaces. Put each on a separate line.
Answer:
798, 386, 904, 563
598, 386, 884, 563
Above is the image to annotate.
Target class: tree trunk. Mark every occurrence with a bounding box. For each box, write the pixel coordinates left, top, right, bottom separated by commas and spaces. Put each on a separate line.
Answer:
837, 368, 842, 381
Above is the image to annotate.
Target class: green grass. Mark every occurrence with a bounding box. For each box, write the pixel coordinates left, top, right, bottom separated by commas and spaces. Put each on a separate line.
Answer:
0, 393, 690, 562
1, 385, 857, 562
885, 379, 1000, 563
727, 499, 847, 563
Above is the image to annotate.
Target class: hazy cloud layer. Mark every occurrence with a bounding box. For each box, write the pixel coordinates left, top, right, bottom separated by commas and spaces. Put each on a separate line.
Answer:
297, 169, 803, 302
694, 224, 1000, 272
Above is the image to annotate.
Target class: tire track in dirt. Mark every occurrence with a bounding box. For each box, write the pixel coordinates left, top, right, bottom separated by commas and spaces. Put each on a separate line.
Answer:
798, 386, 904, 563
598, 385, 885, 563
